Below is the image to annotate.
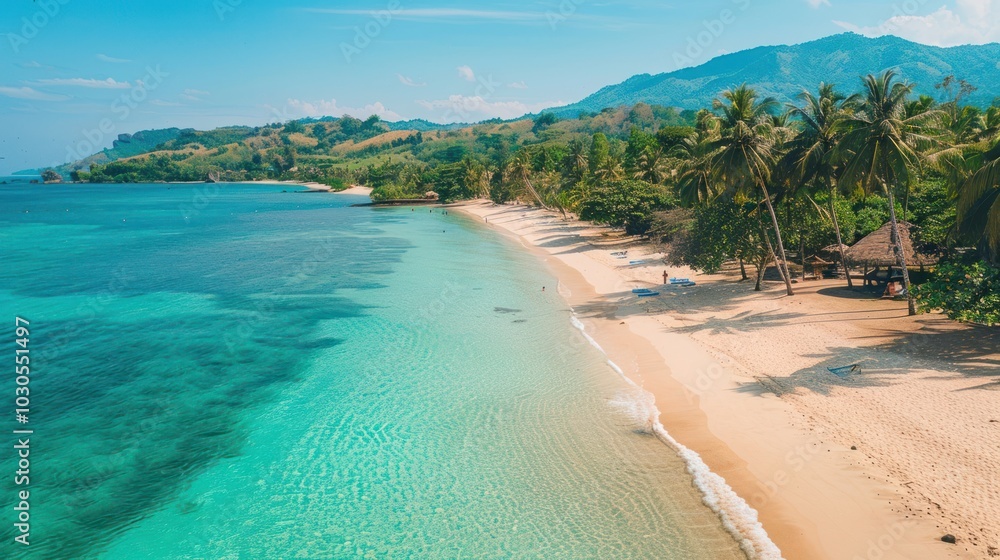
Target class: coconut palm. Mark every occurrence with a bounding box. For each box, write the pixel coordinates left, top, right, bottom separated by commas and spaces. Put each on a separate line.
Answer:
507, 150, 549, 209
956, 140, 1000, 262
633, 147, 668, 183
787, 83, 859, 287
594, 153, 625, 183
461, 157, 491, 198
676, 135, 717, 206
711, 84, 795, 295
564, 139, 589, 184
838, 69, 944, 315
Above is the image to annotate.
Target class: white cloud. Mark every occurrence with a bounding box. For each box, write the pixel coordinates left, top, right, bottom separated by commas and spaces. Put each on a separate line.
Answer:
417, 95, 563, 121
457, 65, 476, 82
96, 54, 131, 63
835, 1, 1000, 46
34, 77, 131, 89
307, 8, 545, 21
508, 81, 528, 89
282, 98, 402, 120
806, 0, 831, 7
397, 74, 426, 87
0, 86, 69, 101
180, 89, 210, 102
150, 99, 183, 107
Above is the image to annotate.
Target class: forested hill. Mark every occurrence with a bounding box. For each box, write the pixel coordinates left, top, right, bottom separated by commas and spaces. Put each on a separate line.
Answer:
549, 33, 1000, 117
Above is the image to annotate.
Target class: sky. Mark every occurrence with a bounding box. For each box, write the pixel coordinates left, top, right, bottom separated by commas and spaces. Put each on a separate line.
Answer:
1, 0, 998, 173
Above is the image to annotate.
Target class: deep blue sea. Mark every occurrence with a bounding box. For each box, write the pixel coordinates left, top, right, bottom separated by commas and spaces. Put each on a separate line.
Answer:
0, 183, 747, 558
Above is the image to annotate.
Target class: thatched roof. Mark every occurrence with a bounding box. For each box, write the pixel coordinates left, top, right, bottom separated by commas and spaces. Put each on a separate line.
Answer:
820, 243, 849, 255
846, 221, 938, 267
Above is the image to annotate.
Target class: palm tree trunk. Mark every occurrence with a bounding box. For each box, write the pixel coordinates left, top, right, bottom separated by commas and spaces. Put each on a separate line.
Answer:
884, 182, 916, 315
828, 185, 853, 288
754, 255, 767, 291
520, 170, 550, 210
756, 205, 786, 285
800, 231, 806, 281
760, 184, 795, 295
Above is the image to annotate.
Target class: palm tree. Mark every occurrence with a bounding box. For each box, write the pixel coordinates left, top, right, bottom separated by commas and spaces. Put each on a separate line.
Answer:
838, 70, 944, 315
787, 83, 859, 287
676, 114, 721, 206
594, 153, 625, 183
508, 150, 549, 209
564, 139, 589, 184
462, 157, 491, 198
633, 147, 668, 183
956, 140, 1000, 262
711, 84, 795, 295
676, 135, 717, 206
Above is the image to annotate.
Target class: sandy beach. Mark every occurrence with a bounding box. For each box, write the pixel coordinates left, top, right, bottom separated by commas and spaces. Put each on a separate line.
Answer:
245, 179, 373, 195
453, 200, 998, 560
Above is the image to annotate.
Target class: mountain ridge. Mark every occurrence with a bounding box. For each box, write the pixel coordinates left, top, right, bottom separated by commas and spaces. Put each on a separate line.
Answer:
548, 33, 1000, 116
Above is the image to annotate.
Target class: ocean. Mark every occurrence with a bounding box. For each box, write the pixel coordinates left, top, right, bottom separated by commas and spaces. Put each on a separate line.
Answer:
0, 183, 749, 558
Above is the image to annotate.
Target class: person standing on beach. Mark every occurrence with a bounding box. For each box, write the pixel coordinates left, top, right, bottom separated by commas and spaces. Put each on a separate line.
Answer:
662, 270, 669, 284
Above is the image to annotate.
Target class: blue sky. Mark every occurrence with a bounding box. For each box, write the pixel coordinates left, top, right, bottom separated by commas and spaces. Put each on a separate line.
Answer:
1, 0, 998, 173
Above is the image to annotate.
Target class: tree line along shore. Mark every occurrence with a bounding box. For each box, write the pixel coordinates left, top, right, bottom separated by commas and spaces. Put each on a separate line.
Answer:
55, 70, 999, 326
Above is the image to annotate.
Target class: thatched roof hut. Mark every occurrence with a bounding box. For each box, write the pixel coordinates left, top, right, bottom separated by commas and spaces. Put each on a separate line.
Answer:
846, 221, 938, 267
820, 243, 849, 255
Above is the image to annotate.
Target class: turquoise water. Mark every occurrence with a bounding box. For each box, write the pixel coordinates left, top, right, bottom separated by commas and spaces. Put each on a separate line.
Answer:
0, 184, 746, 559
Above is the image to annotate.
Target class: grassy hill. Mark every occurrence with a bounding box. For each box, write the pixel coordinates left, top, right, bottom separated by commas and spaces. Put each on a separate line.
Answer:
67, 105, 694, 190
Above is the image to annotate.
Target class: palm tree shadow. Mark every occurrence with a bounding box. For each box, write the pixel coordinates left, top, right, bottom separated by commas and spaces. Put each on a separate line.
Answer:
736, 319, 1000, 397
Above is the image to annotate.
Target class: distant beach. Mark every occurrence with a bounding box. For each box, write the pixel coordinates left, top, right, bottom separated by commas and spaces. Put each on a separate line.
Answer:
454, 200, 997, 560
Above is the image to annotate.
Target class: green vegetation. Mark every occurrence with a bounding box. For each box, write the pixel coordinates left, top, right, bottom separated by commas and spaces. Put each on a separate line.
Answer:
40, 169, 61, 183
915, 256, 1000, 325
67, 70, 1000, 325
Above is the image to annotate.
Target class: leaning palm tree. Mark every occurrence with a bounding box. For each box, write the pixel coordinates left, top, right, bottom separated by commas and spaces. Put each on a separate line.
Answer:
711, 84, 795, 295
787, 83, 859, 287
508, 149, 549, 209
838, 70, 944, 315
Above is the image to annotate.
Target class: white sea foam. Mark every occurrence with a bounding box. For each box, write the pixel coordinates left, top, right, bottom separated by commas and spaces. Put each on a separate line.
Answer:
571, 315, 784, 560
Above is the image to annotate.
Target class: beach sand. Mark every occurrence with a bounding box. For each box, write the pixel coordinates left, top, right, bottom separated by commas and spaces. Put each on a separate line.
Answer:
245, 180, 373, 194
453, 200, 998, 560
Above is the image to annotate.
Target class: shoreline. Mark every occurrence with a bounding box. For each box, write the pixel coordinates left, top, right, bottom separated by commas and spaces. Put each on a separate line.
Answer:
451, 200, 992, 560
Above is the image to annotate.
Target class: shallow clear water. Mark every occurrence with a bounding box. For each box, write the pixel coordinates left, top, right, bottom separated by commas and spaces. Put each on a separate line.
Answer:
0, 183, 744, 559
